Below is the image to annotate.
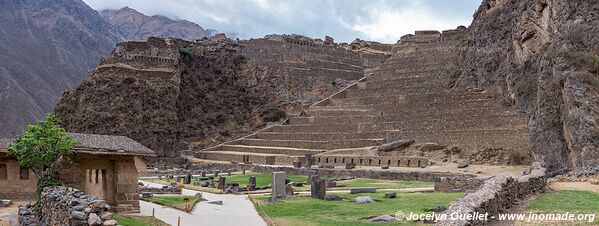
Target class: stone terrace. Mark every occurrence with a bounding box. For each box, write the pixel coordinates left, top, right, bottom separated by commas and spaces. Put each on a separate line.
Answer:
192, 32, 530, 168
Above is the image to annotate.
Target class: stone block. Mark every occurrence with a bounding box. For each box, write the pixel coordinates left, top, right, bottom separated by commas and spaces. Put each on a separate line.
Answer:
384, 192, 396, 198
116, 184, 138, 193
350, 187, 376, 194
249, 176, 257, 191
272, 172, 286, 198
217, 176, 226, 190
309, 175, 326, 200
325, 181, 336, 188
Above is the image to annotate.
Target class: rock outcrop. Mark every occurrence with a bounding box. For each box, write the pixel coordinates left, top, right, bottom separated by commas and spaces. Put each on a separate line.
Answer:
454, 0, 599, 171
100, 7, 210, 41
55, 35, 390, 162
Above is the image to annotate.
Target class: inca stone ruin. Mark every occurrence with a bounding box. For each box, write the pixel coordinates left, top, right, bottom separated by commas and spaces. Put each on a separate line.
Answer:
2, 0, 598, 225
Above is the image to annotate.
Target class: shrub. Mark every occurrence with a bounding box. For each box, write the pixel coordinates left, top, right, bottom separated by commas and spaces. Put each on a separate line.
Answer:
448, 69, 462, 88
565, 52, 599, 75
179, 47, 196, 57
262, 106, 286, 122
123, 76, 135, 84
233, 53, 247, 65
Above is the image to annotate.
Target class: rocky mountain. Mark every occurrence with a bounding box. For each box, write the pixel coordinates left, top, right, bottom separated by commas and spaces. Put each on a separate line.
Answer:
100, 7, 210, 41
54, 34, 390, 163
454, 0, 598, 172
0, 0, 121, 137
0, 0, 213, 138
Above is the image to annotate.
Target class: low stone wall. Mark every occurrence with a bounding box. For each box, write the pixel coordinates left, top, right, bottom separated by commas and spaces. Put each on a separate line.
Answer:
146, 162, 474, 182
434, 176, 485, 192
435, 163, 547, 226
313, 155, 429, 168
19, 186, 116, 226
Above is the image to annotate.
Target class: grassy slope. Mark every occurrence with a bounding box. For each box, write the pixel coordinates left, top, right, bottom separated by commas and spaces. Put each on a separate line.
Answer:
113, 215, 169, 226
255, 192, 465, 226
141, 195, 199, 211
527, 190, 599, 212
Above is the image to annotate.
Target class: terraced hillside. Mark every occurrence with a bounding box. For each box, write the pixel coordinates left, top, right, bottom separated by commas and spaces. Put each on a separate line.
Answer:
193, 30, 531, 167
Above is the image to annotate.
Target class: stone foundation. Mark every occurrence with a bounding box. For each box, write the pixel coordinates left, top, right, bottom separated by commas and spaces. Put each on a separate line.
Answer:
19, 186, 116, 226
435, 163, 547, 226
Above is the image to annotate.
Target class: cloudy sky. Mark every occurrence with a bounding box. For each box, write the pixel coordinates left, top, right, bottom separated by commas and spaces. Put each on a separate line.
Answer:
84, 0, 482, 44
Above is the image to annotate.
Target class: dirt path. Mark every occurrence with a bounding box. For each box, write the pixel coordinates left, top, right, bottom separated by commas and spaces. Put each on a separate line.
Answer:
0, 200, 34, 226
549, 182, 599, 193
138, 181, 266, 226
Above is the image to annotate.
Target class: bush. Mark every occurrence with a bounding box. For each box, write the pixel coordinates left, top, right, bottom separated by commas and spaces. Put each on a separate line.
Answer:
233, 53, 247, 65
565, 52, 599, 75
262, 106, 286, 122
448, 69, 462, 88
179, 47, 196, 57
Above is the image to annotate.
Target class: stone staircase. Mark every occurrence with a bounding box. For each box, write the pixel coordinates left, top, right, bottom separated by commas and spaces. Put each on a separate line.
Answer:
192, 39, 530, 167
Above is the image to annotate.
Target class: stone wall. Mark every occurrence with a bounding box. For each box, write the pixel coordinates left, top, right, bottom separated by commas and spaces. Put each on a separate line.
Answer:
19, 186, 117, 226
147, 162, 474, 182
313, 155, 429, 168
435, 163, 547, 226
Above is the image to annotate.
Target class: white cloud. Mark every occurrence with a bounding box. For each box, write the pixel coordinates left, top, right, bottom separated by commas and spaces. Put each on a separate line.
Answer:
83, 0, 480, 43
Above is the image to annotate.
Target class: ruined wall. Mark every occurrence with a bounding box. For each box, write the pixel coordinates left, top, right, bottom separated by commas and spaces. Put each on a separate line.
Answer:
19, 186, 116, 226
454, 0, 599, 172
435, 163, 547, 226
239, 37, 387, 103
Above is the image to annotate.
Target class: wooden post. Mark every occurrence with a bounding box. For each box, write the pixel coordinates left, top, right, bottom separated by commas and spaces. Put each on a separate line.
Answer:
178, 217, 181, 226
152, 208, 155, 217
183, 197, 190, 213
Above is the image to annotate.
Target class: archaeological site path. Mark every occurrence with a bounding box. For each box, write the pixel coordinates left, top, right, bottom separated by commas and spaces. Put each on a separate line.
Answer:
139, 181, 266, 226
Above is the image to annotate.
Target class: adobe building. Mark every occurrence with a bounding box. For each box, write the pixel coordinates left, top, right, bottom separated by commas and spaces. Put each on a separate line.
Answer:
0, 133, 155, 213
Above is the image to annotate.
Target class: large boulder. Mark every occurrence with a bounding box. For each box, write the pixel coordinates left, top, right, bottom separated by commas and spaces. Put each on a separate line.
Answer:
378, 139, 415, 152
350, 187, 376, 194
354, 196, 375, 204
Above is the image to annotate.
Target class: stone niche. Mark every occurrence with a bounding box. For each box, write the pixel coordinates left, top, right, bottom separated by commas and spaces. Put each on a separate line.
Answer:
60, 154, 148, 213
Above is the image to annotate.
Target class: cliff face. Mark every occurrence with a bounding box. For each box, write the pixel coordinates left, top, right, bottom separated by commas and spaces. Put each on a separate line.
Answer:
0, 0, 122, 137
100, 7, 210, 41
455, 0, 598, 171
55, 35, 390, 160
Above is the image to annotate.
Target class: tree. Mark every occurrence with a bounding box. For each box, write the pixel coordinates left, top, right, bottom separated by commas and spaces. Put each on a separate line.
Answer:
8, 114, 76, 197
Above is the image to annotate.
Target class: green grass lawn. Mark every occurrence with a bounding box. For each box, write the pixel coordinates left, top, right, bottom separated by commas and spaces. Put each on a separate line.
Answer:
528, 190, 599, 213
254, 191, 465, 226
211, 172, 308, 187
526, 190, 599, 225
334, 178, 433, 189
113, 215, 169, 226
141, 195, 200, 212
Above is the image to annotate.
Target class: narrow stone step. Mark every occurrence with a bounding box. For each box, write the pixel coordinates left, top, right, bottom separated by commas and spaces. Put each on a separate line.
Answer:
236, 138, 384, 149
306, 108, 380, 117
289, 115, 377, 125
196, 151, 298, 165
269, 123, 379, 133
250, 131, 394, 141
215, 144, 325, 155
